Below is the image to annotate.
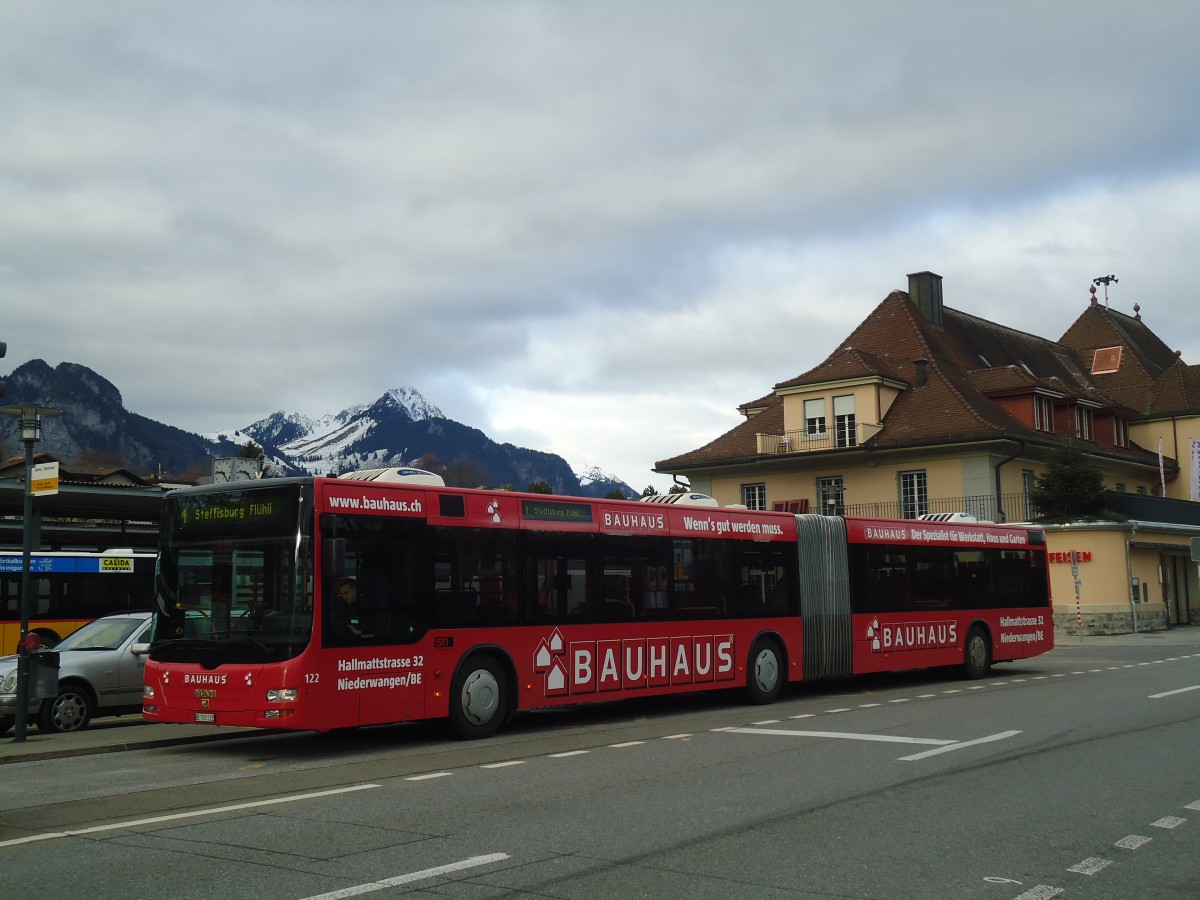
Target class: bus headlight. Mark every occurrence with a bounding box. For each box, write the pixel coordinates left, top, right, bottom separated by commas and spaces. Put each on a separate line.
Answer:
143, 685, 156, 700
266, 688, 298, 703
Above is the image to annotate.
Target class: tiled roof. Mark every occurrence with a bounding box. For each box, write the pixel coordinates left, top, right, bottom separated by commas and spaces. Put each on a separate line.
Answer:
1146, 361, 1200, 418
658, 282, 1170, 471
1058, 298, 1196, 414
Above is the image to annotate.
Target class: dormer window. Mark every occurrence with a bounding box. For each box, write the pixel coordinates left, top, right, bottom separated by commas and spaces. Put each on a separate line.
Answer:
1033, 396, 1054, 432
834, 395, 857, 448
1073, 406, 1093, 441
804, 398, 826, 435
1113, 416, 1128, 448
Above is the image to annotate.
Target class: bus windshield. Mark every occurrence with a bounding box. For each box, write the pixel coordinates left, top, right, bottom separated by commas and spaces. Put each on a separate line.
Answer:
149, 481, 313, 664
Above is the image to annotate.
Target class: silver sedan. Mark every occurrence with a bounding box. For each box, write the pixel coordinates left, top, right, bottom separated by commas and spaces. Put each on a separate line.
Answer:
0, 611, 151, 734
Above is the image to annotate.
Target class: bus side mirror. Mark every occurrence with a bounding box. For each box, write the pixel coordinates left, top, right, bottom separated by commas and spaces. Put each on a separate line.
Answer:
324, 538, 346, 579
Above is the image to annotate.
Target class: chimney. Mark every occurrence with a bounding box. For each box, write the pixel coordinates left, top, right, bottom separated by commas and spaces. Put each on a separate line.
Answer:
907, 271, 943, 326
913, 357, 928, 388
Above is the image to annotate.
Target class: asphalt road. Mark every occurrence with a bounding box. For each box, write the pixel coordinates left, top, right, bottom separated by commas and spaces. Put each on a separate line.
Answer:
1, 629, 1198, 899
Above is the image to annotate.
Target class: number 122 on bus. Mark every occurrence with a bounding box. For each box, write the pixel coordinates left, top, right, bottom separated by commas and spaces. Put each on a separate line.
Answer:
142, 469, 1052, 739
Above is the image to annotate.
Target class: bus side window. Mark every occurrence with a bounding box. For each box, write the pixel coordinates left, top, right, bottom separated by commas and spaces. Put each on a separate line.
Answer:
522, 533, 596, 624
911, 549, 953, 610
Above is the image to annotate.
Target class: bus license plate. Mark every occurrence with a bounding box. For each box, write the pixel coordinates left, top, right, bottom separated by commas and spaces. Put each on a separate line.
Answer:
194, 712, 216, 723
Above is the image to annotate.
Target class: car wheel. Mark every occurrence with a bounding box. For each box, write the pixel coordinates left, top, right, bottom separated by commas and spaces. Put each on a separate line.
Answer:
38, 684, 96, 733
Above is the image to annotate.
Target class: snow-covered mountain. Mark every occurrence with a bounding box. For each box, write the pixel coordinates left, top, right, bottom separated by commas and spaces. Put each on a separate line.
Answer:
1, 360, 637, 497
230, 386, 635, 498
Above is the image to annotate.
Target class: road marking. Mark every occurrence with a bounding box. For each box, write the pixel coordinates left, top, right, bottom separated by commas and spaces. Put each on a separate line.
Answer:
609, 741, 645, 748
662, 733, 692, 740
1149, 685, 1200, 699
549, 750, 589, 757
480, 761, 525, 769
298, 852, 510, 900
0, 784, 381, 849
1067, 856, 1112, 875
898, 730, 1022, 762
1115, 834, 1152, 850
1151, 815, 1186, 829
730, 727, 955, 746
1012, 885, 1063, 899
1186, 800, 1200, 811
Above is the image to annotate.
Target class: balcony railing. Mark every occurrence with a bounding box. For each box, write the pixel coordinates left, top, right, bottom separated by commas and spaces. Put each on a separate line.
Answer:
757, 423, 884, 454
838, 493, 1037, 523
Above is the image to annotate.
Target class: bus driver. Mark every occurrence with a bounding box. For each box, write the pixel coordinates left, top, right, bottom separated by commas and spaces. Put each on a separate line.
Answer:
330, 577, 372, 641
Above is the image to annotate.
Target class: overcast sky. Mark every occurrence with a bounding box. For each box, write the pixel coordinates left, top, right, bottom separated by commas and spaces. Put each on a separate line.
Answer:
3, 3, 1198, 489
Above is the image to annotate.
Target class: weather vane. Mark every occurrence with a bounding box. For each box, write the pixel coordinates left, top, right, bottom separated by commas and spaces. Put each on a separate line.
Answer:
1092, 274, 1118, 306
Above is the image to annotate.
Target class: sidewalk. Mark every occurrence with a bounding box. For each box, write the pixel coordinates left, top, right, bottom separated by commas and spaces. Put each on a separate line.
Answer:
3, 627, 1196, 765
0, 717, 266, 765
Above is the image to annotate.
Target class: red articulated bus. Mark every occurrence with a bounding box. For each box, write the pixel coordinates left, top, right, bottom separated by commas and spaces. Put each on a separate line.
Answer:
142, 469, 1052, 738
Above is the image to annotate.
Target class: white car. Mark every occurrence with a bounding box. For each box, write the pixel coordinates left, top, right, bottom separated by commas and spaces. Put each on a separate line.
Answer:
0, 612, 151, 734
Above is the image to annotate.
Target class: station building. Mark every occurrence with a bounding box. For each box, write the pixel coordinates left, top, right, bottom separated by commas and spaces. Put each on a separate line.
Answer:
656, 272, 1200, 635
0, 453, 166, 551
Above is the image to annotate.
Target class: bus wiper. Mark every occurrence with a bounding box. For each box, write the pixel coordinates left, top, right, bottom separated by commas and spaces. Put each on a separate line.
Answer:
234, 629, 271, 651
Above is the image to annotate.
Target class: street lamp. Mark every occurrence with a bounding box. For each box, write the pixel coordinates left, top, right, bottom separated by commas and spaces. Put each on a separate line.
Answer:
1, 404, 61, 742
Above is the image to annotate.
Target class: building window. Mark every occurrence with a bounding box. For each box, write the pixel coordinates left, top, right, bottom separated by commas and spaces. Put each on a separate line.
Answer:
1115, 482, 1126, 493
817, 476, 845, 516
804, 398, 826, 436
741, 483, 767, 510
1073, 406, 1093, 441
1112, 417, 1128, 447
899, 471, 928, 519
833, 395, 856, 448
1022, 469, 1036, 520
1033, 396, 1054, 432
1136, 485, 1147, 495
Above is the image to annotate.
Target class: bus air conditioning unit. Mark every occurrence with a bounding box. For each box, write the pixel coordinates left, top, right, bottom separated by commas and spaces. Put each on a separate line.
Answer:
336, 467, 446, 486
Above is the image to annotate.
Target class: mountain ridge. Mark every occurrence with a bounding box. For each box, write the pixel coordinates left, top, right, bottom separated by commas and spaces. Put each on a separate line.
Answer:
1, 360, 636, 498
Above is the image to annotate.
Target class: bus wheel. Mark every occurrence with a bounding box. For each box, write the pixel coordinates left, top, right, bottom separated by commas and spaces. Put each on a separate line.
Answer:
963, 627, 991, 679
38, 684, 95, 733
449, 655, 507, 740
746, 637, 784, 704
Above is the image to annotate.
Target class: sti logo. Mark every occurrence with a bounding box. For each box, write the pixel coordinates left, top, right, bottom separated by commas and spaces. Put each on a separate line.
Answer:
532, 627, 736, 697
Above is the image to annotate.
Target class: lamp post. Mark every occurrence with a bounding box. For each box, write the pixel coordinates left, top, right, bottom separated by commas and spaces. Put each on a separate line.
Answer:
1, 404, 61, 742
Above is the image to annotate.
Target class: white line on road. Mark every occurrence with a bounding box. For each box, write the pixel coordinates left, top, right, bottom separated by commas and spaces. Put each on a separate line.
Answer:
1149, 685, 1200, 699
729, 727, 955, 746
480, 761, 525, 769
898, 730, 1022, 762
1067, 856, 1112, 875
406, 772, 452, 781
298, 852, 511, 900
1151, 815, 1186, 829
1115, 834, 1152, 850
0, 784, 381, 849
1012, 885, 1063, 899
